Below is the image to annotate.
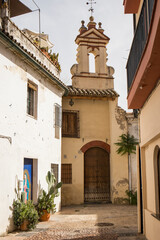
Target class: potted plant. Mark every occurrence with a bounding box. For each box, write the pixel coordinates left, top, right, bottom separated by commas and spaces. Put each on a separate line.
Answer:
36, 171, 62, 221
13, 199, 38, 231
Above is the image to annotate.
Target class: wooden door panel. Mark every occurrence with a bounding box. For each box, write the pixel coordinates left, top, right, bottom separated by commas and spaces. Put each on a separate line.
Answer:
84, 147, 110, 202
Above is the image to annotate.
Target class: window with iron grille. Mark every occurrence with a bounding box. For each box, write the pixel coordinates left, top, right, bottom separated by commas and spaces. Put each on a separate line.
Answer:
55, 104, 61, 139
51, 164, 59, 185
62, 110, 80, 138
61, 164, 72, 184
27, 81, 37, 118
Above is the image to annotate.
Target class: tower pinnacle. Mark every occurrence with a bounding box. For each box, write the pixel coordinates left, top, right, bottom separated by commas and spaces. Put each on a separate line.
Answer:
86, 0, 96, 16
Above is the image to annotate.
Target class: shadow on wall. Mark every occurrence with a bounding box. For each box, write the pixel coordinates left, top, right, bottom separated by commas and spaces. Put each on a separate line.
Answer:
6, 215, 14, 235
3, 175, 20, 235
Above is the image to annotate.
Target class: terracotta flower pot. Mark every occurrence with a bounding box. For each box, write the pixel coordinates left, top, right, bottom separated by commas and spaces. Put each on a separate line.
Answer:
20, 220, 29, 231
39, 210, 50, 221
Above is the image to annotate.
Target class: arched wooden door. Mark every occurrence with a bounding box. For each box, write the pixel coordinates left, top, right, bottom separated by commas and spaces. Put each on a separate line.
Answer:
84, 147, 110, 203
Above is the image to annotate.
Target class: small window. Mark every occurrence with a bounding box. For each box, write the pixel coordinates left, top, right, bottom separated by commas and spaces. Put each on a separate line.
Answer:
51, 164, 59, 185
27, 81, 38, 118
55, 104, 61, 139
62, 110, 79, 138
61, 164, 72, 184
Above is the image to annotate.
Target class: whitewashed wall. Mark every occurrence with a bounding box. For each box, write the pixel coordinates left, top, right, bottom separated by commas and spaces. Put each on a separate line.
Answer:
0, 42, 63, 235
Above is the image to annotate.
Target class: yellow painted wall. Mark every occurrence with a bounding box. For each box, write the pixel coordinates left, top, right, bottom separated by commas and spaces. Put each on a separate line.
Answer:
139, 82, 160, 239
62, 97, 129, 205
140, 82, 160, 146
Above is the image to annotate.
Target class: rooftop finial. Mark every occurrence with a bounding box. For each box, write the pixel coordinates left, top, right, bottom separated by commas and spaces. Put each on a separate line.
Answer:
86, 0, 96, 17
81, 20, 85, 26
98, 22, 102, 28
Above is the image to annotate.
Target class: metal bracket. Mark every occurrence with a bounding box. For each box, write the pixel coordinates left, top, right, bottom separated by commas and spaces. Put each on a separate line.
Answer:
0, 134, 12, 144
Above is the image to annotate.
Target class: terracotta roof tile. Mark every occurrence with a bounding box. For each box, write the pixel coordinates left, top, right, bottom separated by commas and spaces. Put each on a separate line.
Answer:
67, 86, 119, 98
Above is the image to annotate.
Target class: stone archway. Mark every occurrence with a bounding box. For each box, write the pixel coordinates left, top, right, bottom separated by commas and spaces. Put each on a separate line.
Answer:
81, 141, 110, 203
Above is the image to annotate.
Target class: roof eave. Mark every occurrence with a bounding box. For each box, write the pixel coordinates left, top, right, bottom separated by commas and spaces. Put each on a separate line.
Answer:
0, 30, 68, 95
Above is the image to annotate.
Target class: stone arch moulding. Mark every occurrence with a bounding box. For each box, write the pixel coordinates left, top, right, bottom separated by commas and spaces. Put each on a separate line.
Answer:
81, 140, 110, 153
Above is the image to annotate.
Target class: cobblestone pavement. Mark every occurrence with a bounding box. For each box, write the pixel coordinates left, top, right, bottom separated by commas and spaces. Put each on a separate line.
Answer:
1, 204, 146, 240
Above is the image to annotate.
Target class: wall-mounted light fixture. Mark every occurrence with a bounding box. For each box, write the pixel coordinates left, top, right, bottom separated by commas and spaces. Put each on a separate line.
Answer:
69, 99, 74, 107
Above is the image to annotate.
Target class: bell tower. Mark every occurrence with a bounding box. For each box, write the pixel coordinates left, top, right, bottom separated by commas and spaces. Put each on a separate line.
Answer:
70, 16, 115, 90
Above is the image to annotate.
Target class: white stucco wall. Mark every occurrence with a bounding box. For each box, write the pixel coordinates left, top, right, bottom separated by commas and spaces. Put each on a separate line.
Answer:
0, 42, 63, 235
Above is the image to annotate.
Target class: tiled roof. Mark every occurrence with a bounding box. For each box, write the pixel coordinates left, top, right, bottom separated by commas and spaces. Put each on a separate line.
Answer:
67, 86, 119, 98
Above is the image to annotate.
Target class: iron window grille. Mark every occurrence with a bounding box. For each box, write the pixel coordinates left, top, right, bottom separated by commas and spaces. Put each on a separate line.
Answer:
61, 164, 72, 184
27, 81, 38, 118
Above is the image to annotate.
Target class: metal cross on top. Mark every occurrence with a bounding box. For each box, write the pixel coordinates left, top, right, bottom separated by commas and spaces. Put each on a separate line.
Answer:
86, 0, 96, 16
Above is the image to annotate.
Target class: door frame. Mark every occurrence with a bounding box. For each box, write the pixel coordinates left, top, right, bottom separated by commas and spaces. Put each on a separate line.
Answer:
23, 158, 38, 203
81, 141, 110, 203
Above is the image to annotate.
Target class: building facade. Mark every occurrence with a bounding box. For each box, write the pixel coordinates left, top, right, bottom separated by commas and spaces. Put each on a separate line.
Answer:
61, 17, 135, 206
0, 2, 67, 235
123, 0, 160, 239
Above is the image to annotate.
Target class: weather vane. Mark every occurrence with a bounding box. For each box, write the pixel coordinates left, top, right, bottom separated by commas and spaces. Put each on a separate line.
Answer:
86, 0, 96, 16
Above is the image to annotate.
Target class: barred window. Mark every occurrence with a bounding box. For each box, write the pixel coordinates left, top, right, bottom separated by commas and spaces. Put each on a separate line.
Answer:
27, 81, 38, 118
61, 164, 72, 184
55, 104, 61, 139
62, 110, 79, 138
51, 164, 59, 185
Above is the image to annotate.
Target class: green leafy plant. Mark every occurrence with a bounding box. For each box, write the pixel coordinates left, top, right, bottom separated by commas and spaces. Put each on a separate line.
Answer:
49, 52, 61, 72
115, 133, 138, 202
125, 190, 137, 205
40, 47, 61, 72
115, 133, 138, 156
36, 190, 56, 215
36, 171, 62, 217
13, 199, 38, 230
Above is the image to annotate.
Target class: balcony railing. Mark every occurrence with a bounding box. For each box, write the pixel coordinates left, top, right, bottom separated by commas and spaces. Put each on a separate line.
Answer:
126, 0, 156, 92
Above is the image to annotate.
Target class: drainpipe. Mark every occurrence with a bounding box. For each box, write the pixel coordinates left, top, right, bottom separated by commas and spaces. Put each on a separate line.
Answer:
128, 153, 132, 192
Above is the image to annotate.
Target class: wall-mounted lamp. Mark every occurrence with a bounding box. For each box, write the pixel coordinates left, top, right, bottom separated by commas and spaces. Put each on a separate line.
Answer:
69, 99, 74, 107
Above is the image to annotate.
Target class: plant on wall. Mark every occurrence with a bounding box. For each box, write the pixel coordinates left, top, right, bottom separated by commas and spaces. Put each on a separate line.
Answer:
40, 47, 61, 72
125, 190, 137, 205
115, 133, 138, 203
115, 133, 138, 156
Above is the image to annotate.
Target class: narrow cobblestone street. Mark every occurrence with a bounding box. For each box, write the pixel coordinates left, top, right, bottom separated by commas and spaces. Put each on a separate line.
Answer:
1, 204, 146, 240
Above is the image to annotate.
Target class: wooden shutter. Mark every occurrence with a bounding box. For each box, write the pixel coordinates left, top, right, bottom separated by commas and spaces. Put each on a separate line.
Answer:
62, 111, 79, 138
55, 104, 61, 127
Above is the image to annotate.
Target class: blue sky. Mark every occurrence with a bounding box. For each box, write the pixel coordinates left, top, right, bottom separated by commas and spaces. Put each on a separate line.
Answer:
13, 0, 133, 110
